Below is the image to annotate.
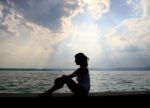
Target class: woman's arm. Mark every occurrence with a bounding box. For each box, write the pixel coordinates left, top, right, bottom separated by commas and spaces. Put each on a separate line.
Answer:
62, 68, 87, 79
61, 68, 81, 79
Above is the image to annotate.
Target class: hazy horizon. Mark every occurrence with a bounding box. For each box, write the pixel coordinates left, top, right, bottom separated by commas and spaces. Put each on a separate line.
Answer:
0, 0, 150, 69
0, 66, 150, 71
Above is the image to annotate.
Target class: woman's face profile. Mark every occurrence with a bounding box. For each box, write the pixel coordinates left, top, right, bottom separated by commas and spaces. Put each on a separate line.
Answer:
75, 58, 79, 65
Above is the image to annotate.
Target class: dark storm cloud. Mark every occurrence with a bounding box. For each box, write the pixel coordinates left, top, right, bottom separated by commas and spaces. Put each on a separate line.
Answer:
11, 0, 80, 30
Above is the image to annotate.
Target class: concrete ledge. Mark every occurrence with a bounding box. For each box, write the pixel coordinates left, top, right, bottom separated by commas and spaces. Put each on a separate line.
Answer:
0, 91, 149, 106
0, 91, 150, 98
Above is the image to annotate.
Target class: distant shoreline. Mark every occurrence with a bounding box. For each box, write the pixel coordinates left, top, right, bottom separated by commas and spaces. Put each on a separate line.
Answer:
0, 67, 150, 71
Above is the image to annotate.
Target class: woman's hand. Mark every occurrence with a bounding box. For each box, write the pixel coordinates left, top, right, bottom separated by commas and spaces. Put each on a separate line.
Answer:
62, 74, 70, 80
61, 74, 66, 78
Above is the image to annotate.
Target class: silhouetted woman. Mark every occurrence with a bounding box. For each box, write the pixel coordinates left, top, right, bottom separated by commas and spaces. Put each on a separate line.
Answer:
41, 53, 90, 96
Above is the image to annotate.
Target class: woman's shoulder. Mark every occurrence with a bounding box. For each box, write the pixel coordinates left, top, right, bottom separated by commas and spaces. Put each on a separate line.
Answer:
77, 67, 88, 74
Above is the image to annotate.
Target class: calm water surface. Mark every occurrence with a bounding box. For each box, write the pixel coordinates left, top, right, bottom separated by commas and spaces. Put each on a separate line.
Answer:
0, 70, 150, 93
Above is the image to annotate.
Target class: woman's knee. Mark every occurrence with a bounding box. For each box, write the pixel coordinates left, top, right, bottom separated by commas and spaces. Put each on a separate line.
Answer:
54, 77, 62, 84
65, 78, 75, 84
53, 77, 66, 88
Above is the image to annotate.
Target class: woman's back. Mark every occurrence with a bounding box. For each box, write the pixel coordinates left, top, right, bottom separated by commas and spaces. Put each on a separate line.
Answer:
76, 68, 90, 91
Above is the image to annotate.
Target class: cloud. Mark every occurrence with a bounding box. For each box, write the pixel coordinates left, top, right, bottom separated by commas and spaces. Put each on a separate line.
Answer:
10, 0, 111, 30
0, 0, 150, 68
66, 24, 102, 59
104, 17, 150, 67
0, 19, 66, 68
9, 0, 82, 30
0, 22, 58, 67
97, 0, 150, 67
82, 0, 110, 20
0, 3, 3, 17
0, 2, 69, 68
107, 18, 150, 51
127, 0, 150, 18
140, 0, 150, 18
45, 23, 104, 68
0, 39, 53, 68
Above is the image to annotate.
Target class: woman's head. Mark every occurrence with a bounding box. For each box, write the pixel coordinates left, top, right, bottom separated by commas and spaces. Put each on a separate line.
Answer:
75, 53, 89, 66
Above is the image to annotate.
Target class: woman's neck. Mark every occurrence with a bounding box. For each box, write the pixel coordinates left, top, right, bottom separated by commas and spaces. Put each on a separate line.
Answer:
80, 65, 87, 68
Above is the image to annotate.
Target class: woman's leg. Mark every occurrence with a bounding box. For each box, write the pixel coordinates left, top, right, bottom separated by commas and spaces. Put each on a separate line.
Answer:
65, 78, 88, 96
40, 77, 88, 97
40, 77, 66, 96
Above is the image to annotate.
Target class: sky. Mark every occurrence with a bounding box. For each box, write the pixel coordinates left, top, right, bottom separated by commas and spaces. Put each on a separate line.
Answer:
0, 0, 150, 68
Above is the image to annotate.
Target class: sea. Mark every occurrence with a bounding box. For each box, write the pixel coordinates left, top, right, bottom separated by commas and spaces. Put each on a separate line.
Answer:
0, 70, 150, 93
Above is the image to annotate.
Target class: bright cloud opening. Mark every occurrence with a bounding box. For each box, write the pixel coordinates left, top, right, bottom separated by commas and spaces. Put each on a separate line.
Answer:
67, 24, 102, 59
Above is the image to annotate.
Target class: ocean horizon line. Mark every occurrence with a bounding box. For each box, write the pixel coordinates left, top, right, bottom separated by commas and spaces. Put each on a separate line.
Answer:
0, 67, 150, 71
